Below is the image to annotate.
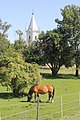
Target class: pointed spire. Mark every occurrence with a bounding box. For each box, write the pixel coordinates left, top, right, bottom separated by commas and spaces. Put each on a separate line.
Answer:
32, 9, 34, 15
26, 12, 40, 43
32, 12, 34, 15
28, 12, 39, 31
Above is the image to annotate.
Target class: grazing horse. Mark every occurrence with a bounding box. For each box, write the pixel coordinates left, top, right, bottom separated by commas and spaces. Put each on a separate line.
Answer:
27, 84, 55, 103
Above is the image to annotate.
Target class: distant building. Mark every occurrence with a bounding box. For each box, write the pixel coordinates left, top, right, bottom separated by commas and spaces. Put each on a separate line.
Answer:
26, 12, 40, 44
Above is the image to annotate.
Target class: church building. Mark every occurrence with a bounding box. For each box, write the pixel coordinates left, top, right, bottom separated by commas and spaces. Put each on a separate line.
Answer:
26, 12, 40, 44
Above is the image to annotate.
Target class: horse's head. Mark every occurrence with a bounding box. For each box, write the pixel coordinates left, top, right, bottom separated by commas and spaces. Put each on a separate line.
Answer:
27, 93, 32, 102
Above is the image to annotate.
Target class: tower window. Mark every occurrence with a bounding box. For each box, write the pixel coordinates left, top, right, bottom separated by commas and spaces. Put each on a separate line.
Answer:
29, 36, 30, 39
35, 36, 37, 39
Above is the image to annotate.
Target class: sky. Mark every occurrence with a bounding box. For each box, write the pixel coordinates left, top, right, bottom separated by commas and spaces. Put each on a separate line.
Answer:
0, 0, 80, 43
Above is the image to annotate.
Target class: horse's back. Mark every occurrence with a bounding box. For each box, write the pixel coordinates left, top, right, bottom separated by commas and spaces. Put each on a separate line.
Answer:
32, 84, 47, 94
33, 84, 53, 94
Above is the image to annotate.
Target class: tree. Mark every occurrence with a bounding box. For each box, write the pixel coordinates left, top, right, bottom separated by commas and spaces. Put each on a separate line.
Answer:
0, 51, 42, 96
38, 30, 63, 75
55, 4, 80, 76
16, 29, 23, 40
14, 29, 26, 53
23, 29, 73, 76
38, 29, 76, 76
0, 19, 11, 56
23, 41, 43, 65
0, 34, 10, 55
14, 39, 26, 52
39, 30, 61, 75
0, 19, 11, 37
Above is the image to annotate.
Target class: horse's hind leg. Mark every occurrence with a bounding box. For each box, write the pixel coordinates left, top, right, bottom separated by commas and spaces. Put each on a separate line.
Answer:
51, 88, 55, 103
48, 93, 54, 103
51, 95, 54, 103
51, 93, 54, 103
47, 93, 51, 102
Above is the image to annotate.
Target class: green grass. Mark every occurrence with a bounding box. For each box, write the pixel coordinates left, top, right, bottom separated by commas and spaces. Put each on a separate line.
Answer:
0, 66, 80, 120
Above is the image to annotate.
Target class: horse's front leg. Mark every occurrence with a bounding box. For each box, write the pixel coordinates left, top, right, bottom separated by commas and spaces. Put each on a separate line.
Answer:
34, 93, 37, 103
34, 94, 41, 102
37, 94, 41, 102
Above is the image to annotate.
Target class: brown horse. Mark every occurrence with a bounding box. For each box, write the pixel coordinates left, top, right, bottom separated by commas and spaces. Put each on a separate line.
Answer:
27, 84, 55, 103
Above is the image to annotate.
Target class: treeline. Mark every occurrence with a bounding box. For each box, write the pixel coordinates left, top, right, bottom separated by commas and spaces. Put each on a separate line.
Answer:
0, 4, 80, 96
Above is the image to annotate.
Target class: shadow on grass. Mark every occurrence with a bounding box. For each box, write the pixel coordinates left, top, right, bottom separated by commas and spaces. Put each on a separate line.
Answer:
41, 73, 80, 79
20, 100, 27, 102
0, 92, 27, 99
0, 92, 13, 99
26, 100, 51, 104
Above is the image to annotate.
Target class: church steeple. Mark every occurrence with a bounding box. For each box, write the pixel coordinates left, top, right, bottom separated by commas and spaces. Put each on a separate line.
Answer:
32, 12, 34, 15
26, 12, 40, 44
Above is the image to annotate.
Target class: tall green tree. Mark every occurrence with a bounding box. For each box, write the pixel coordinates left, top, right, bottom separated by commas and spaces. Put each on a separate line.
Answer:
23, 29, 73, 76
0, 34, 10, 56
14, 29, 26, 53
0, 52, 41, 96
0, 19, 11, 56
16, 29, 23, 40
55, 4, 80, 76
38, 30, 62, 75
0, 19, 11, 37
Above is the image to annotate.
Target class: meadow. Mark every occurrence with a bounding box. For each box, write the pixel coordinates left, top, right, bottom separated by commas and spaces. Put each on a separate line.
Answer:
0, 66, 80, 120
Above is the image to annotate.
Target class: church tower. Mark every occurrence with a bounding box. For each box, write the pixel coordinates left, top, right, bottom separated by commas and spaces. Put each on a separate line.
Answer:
26, 12, 40, 44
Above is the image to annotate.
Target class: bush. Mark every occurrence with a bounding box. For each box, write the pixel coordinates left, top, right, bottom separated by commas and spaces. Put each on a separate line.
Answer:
0, 52, 42, 96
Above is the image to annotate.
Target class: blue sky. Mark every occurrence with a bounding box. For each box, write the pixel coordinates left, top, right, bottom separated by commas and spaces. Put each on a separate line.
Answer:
0, 0, 80, 43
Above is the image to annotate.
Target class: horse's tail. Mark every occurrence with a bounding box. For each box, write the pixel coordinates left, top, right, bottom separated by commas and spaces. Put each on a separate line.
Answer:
52, 85, 55, 97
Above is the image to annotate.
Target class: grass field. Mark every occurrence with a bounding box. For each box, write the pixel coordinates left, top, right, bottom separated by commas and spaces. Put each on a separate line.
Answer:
0, 66, 80, 120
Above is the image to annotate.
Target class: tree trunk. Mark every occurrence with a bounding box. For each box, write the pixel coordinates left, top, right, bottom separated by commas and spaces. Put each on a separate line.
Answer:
75, 64, 79, 77
47, 63, 60, 76
13, 88, 19, 96
51, 67, 59, 76
13, 88, 17, 96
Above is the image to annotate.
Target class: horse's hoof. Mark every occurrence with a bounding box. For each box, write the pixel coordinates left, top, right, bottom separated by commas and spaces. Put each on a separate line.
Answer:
39, 100, 41, 102
52, 100, 54, 103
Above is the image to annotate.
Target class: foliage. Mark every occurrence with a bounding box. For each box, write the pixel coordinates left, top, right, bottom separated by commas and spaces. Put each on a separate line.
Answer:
14, 29, 26, 53
38, 30, 62, 75
0, 20, 42, 96
14, 39, 26, 52
38, 29, 74, 75
55, 4, 80, 76
15, 29, 23, 40
23, 28, 76, 76
0, 19, 11, 37
0, 32, 10, 55
0, 51, 42, 96
17, 4, 80, 77
23, 41, 43, 65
